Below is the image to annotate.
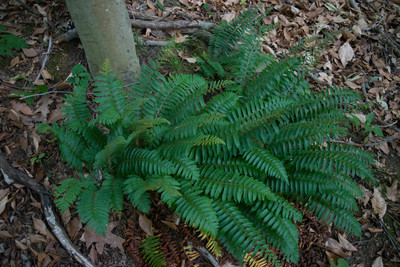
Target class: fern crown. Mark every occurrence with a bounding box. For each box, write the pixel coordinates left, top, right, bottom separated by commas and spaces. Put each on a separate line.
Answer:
50, 9, 373, 266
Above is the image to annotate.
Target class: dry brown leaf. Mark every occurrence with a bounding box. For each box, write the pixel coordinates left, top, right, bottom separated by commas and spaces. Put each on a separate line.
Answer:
10, 57, 19, 68
368, 228, 383, 233
29, 233, 47, 244
178, 51, 197, 63
41, 69, 52, 80
378, 142, 389, 154
371, 188, 387, 219
89, 245, 98, 264
31, 131, 41, 154
34, 95, 53, 122
147, 0, 156, 10
0, 195, 8, 215
325, 238, 349, 257
10, 100, 33, 115
352, 25, 362, 37
67, 217, 83, 240
33, 218, 48, 236
84, 222, 125, 255
351, 113, 367, 124
372, 256, 383, 267
225, 0, 240, 6
139, 214, 153, 236
222, 12, 236, 23
175, 35, 188, 43
15, 240, 28, 250
22, 48, 38, 58
178, 0, 190, 7
0, 230, 13, 238
386, 179, 398, 202
161, 220, 178, 230
338, 234, 357, 252
344, 80, 360, 89
338, 42, 354, 68
0, 188, 10, 201
34, 4, 47, 16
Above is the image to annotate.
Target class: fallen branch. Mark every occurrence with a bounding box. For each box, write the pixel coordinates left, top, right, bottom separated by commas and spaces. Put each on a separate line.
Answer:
196, 247, 220, 267
0, 150, 95, 267
131, 19, 215, 30
35, 37, 53, 82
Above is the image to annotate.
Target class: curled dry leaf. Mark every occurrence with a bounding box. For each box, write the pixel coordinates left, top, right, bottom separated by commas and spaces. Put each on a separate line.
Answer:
371, 188, 387, 219
338, 42, 354, 68
0, 195, 8, 215
372, 256, 384, 267
139, 214, 153, 236
386, 179, 399, 202
15, 240, 28, 250
358, 185, 372, 206
222, 12, 236, 23
22, 48, 38, 58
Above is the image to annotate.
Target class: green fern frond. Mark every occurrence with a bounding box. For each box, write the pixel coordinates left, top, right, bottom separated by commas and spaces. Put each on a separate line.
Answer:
202, 92, 240, 115
119, 148, 176, 175
197, 167, 276, 203
290, 144, 373, 179
101, 173, 124, 212
305, 194, 361, 236
94, 136, 128, 169
212, 200, 280, 265
77, 183, 110, 235
243, 147, 288, 182
54, 176, 94, 213
251, 196, 303, 223
169, 157, 200, 181
123, 175, 152, 213
209, 8, 264, 58
140, 235, 166, 267
172, 182, 219, 236
243, 202, 299, 263
93, 63, 127, 125
61, 84, 90, 131
52, 122, 87, 170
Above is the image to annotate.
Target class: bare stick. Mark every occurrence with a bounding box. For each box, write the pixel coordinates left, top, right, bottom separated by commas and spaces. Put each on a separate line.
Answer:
0, 150, 95, 267
35, 37, 52, 82
19, 90, 71, 100
364, 135, 400, 147
131, 19, 215, 30
196, 247, 220, 267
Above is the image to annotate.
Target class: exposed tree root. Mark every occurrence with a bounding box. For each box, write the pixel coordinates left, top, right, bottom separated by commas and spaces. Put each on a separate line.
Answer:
130, 19, 215, 30
0, 150, 95, 267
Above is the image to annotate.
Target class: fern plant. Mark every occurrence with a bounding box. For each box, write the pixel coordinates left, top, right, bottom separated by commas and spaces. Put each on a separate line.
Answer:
0, 24, 28, 57
47, 8, 373, 266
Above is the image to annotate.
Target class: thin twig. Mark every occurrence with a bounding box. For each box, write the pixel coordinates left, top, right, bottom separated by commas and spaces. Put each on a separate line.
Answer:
0, 150, 95, 267
35, 37, 52, 82
0, 79, 34, 91
364, 15, 385, 31
196, 247, 220, 267
307, 72, 330, 86
131, 19, 215, 30
364, 135, 400, 147
378, 120, 398, 128
19, 90, 70, 100
379, 219, 400, 257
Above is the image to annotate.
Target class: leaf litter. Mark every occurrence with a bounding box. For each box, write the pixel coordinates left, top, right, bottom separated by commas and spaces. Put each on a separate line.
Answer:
0, 0, 400, 266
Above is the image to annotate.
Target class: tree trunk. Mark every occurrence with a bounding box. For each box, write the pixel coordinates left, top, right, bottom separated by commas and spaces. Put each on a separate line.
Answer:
65, 0, 140, 85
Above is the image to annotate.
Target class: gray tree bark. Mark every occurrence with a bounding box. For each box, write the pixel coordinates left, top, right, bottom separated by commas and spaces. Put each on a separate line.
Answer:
65, 0, 140, 85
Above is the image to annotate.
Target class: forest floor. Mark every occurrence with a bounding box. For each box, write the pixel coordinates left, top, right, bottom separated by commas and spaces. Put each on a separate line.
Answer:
0, 0, 400, 266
